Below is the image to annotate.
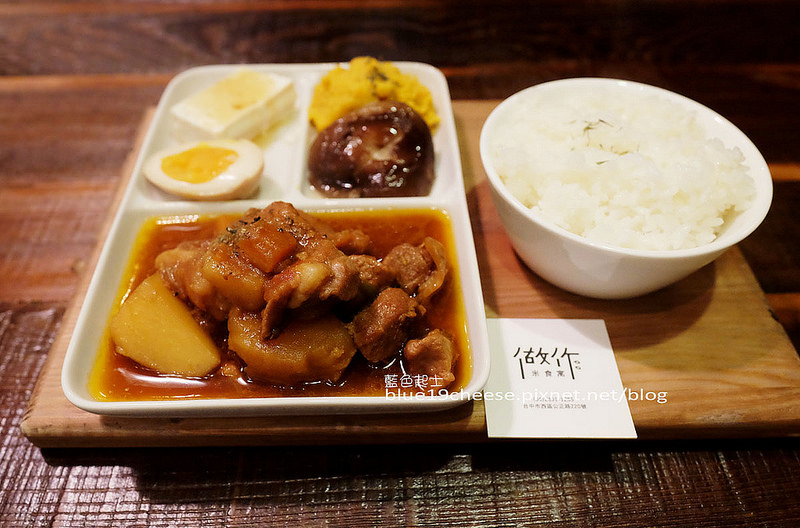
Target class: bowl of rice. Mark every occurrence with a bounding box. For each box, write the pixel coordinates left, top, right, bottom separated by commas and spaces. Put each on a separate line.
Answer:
479, 78, 772, 299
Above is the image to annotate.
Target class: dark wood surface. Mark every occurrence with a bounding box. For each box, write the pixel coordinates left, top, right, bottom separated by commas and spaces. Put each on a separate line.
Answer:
2, 1, 799, 526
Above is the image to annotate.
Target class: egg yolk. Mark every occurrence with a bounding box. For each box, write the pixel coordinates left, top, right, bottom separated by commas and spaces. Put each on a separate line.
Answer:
161, 144, 239, 184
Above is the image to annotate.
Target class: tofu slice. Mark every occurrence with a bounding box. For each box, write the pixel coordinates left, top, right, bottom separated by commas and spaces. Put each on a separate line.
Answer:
170, 69, 296, 141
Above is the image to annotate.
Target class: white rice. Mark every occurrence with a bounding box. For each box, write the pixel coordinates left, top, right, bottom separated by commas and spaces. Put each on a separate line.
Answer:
489, 87, 756, 250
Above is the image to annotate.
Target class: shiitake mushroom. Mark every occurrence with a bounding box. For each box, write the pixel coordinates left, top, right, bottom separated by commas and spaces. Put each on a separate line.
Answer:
308, 101, 435, 198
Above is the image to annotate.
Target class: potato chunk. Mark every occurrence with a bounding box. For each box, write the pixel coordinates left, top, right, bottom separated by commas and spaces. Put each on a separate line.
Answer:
109, 274, 221, 377
228, 308, 356, 385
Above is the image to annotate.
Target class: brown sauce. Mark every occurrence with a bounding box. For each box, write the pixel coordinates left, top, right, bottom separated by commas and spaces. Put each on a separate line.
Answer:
88, 208, 472, 401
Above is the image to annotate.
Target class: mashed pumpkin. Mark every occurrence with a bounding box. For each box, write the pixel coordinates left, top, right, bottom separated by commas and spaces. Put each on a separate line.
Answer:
308, 57, 440, 132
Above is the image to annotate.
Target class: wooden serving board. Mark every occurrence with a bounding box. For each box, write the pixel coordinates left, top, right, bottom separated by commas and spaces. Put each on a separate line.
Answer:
21, 101, 800, 447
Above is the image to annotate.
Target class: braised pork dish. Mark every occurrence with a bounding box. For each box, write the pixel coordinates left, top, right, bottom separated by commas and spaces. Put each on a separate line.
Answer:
90, 201, 469, 400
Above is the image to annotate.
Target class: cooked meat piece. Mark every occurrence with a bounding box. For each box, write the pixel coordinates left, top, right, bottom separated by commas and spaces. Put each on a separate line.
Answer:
260, 245, 361, 337
349, 254, 394, 292
201, 241, 267, 312
404, 329, 459, 389
155, 206, 297, 323
229, 308, 356, 386
331, 228, 371, 255
254, 201, 326, 248
347, 287, 425, 363
261, 261, 332, 338
330, 254, 395, 319
156, 227, 271, 319
300, 238, 361, 301
284, 262, 332, 308
155, 240, 231, 321
381, 237, 448, 302
157, 201, 362, 336
215, 206, 299, 275
275, 207, 372, 255
254, 202, 362, 303
381, 243, 431, 295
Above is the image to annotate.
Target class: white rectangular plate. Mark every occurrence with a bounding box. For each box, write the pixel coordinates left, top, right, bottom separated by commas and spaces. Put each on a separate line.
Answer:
61, 62, 490, 417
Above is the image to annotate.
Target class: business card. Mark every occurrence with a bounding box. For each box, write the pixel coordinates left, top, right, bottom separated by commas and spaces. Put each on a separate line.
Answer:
484, 318, 637, 439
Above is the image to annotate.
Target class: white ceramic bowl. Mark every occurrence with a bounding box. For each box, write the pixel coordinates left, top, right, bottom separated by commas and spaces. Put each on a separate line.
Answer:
480, 78, 773, 299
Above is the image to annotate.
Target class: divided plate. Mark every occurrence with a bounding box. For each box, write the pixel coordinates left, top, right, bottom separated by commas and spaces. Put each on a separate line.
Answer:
60, 62, 491, 417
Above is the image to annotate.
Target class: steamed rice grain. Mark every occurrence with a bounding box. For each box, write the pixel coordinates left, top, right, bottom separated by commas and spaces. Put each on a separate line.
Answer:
488, 88, 756, 250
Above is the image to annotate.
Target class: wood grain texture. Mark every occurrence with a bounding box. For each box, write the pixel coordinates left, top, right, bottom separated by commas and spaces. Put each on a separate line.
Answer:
0, 75, 167, 303
767, 293, 800, 348
1, 1, 799, 164
19, 101, 800, 448
4, 296, 800, 523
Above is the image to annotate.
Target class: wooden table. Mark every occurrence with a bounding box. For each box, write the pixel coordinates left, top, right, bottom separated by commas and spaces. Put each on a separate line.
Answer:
2, 1, 800, 526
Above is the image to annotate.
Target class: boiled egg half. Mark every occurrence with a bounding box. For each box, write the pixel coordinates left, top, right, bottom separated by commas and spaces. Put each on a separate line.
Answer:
143, 139, 264, 200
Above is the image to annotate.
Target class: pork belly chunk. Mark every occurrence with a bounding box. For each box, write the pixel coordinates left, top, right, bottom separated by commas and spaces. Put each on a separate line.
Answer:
155, 235, 269, 320
331, 228, 371, 255
300, 237, 361, 301
256, 202, 363, 337
404, 329, 459, 389
201, 241, 267, 312
347, 287, 425, 363
260, 242, 362, 338
155, 240, 231, 321
253, 201, 334, 248
267, 201, 371, 255
349, 254, 395, 292
260, 261, 337, 339
381, 243, 431, 294
381, 237, 448, 303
